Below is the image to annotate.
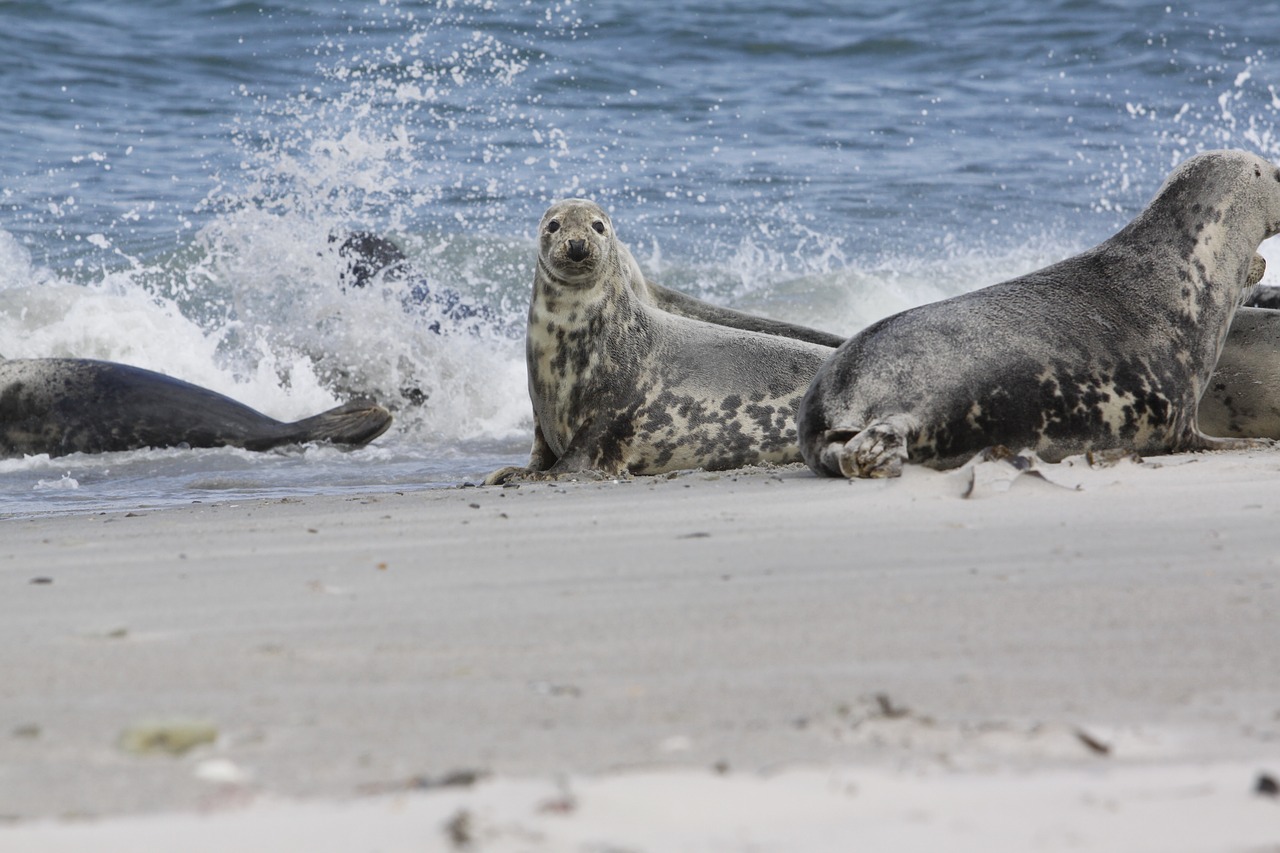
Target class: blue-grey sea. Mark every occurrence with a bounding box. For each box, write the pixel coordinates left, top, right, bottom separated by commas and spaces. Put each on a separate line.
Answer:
4, 0, 1280, 515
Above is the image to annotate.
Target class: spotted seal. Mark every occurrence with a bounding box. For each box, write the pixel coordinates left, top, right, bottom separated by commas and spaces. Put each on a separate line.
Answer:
642, 224, 1280, 445
484, 199, 833, 483
0, 358, 392, 458
348, 225, 1280, 445
798, 149, 1280, 478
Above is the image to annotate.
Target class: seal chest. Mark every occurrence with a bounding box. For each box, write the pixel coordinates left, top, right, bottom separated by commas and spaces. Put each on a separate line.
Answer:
798, 149, 1280, 478
487, 199, 832, 483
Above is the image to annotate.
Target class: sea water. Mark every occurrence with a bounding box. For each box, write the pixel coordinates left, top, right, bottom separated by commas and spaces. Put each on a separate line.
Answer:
3, 0, 1280, 516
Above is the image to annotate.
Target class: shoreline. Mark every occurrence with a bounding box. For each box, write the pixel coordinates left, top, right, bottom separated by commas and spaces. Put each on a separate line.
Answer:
2, 451, 1279, 848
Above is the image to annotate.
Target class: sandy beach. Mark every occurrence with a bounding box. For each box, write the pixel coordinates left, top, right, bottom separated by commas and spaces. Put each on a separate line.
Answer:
2, 449, 1280, 851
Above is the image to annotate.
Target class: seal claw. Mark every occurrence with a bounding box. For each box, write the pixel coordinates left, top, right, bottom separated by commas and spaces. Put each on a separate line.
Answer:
839, 421, 909, 479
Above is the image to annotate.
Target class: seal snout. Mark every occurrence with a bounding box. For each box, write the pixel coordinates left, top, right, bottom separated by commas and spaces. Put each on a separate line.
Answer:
566, 239, 590, 262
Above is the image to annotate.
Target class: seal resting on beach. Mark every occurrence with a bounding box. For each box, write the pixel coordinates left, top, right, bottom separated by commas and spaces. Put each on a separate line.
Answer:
0, 358, 393, 458
798, 149, 1280, 479
484, 199, 833, 483
351, 225, 1280, 445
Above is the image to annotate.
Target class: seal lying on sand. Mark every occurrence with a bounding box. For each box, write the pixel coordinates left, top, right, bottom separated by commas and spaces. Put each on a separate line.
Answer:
0, 358, 392, 458
798, 149, 1280, 479
1200, 304, 1280, 438
633, 235, 1276, 444
350, 225, 1280, 447
484, 199, 833, 483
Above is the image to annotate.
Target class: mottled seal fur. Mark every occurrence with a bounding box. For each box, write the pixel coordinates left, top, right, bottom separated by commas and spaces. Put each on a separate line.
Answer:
0, 358, 393, 458
799, 150, 1280, 478
484, 199, 832, 483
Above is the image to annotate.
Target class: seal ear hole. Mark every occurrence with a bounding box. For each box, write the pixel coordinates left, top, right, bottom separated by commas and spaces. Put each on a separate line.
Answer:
547, 220, 561, 234
592, 220, 606, 234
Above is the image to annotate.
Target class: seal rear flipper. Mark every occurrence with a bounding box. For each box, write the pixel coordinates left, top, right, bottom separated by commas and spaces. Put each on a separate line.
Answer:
640, 278, 846, 348
250, 400, 393, 450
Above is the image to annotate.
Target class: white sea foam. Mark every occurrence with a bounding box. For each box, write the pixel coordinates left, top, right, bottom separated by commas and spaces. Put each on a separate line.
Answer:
33, 473, 79, 492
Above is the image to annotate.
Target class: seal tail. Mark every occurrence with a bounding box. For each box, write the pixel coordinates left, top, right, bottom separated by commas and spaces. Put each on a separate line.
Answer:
248, 400, 393, 450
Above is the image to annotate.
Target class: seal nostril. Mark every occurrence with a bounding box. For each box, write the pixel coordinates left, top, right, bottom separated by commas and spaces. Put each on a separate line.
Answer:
567, 239, 588, 262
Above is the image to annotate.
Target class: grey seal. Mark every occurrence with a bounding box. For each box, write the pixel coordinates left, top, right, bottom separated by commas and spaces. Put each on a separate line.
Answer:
643, 249, 1280, 443
1200, 305, 1280, 438
798, 149, 1280, 478
484, 198, 833, 482
0, 358, 393, 458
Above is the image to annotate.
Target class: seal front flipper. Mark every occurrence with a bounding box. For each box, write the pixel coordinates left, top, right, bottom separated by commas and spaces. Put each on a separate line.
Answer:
483, 465, 532, 486
538, 429, 617, 479
486, 465, 608, 485
483, 420, 560, 485
483, 417, 616, 484
814, 415, 918, 480
1242, 253, 1271, 305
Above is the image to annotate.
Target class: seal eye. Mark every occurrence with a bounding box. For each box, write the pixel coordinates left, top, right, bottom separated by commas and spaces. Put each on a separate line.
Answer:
592, 220, 606, 235
547, 220, 560, 234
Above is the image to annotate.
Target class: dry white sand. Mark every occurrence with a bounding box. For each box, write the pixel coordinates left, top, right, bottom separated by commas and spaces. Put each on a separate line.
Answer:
2, 449, 1279, 851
